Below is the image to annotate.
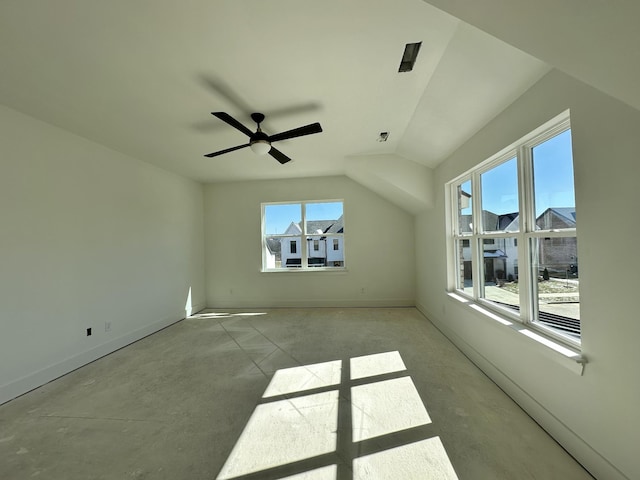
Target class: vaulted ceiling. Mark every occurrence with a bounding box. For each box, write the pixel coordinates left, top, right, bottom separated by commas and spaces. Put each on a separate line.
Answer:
0, 1, 636, 211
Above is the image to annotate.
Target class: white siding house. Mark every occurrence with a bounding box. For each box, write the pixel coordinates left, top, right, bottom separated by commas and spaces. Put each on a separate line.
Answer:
278, 217, 344, 268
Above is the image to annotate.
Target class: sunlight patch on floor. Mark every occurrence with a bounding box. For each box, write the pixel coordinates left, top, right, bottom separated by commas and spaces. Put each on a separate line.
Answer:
216, 391, 339, 479
279, 465, 337, 479
350, 351, 406, 380
353, 437, 458, 479
263, 360, 342, 398
189, 311, 267, 319
216, 352, 457, 479
351, 376, 431, 442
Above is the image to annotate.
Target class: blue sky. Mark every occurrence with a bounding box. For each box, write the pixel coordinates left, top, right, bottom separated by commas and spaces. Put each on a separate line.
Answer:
264, 202, 343, 234
462, 129, 575, 217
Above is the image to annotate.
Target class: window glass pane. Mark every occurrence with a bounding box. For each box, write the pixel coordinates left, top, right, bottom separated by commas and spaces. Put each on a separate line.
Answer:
305, 202, 344, 268
532, 129, 576, 228
264, 235, 299, 270
325, 236, 344, 268
455, 239, 473, 295
306, 236, 344, 268
305, 202, 344, 234
480, 157, 519, 232
481, 237, 520, 315
531, 237, 580, 340
264, 204, 301, 234
457, 180, 472, 234
263, 204, 302, 270
263, 236, 301, 269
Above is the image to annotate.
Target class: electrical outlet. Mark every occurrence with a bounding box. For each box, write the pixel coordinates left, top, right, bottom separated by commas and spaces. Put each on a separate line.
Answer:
105, 321, 112, 332
86, 328, 92, 336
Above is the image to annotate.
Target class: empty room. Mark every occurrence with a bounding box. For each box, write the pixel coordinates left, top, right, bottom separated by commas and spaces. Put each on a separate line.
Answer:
1, 1, 638, 479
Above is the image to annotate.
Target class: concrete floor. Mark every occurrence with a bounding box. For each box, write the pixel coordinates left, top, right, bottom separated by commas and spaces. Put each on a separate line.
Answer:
0, 308, 593, 479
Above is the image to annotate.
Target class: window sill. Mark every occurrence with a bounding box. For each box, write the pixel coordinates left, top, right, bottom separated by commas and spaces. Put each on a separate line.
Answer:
261, 268, 348, 274
446, 292, 586, 375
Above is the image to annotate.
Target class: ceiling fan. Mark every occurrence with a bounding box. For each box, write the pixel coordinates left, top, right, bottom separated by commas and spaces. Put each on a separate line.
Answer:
204, 112, 323, 164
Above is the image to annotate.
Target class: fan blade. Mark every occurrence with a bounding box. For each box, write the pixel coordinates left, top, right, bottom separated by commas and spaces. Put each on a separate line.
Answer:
269, 122, 323, 143
211, 112, 254, 137
269, 147, 292, 164
204, 143, 250, 158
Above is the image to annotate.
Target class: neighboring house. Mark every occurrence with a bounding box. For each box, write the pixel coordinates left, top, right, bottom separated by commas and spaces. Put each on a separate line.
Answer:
536, 207, 577, 276
264, 237, 280, 269
459, 208, 576, 282
279, 216, 344, 268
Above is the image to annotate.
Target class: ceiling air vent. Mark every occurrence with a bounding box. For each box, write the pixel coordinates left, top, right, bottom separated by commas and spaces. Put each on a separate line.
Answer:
398, 42, 422, 73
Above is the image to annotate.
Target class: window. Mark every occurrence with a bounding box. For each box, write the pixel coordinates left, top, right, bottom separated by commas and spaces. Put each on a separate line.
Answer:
262, 200, 345, 270
448, 111, 580, 345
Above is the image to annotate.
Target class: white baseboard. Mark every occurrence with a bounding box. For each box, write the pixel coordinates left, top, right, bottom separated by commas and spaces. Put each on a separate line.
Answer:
208, 297, 414, 309
186, 303, 207, 316
0, 312, 188, 406
415, 302, 629, 480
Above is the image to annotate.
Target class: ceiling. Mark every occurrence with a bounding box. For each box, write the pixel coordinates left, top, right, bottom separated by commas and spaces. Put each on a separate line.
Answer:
0, 0, 554, 184
3, 1, 639, 187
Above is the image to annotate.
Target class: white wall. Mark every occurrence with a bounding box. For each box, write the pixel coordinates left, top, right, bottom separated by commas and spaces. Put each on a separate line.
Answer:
204, 176, 415, 307
416, 70, 640, 480
0, 105, 206, 405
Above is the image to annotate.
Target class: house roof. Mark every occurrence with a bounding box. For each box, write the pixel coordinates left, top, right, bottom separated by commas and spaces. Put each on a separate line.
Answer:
536, 207, 576, 229
497, 212, 519, 231
307, 220, 337, 235
461, 208, 575, 232
547, 207, 576, 224
296, 215, 344, 235
265, 237, 281, 255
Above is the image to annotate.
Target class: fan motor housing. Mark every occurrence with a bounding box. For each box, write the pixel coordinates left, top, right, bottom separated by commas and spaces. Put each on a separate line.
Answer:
251, 130, 270, 143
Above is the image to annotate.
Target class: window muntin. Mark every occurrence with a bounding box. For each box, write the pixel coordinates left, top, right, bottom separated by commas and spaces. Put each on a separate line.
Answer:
448, 112, 579, 346
262, 200, 345, 271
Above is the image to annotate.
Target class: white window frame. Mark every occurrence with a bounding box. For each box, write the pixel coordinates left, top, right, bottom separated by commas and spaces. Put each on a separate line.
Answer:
446, 110, 580, 348
261, 199, 346, 272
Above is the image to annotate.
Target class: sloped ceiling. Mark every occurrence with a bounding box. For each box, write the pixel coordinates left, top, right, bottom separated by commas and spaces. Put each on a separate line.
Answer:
0, 0, 559, 213
422, 0, 640, 113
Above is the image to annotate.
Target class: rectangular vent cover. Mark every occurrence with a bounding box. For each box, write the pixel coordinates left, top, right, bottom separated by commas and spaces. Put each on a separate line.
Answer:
399, 42, 422, 73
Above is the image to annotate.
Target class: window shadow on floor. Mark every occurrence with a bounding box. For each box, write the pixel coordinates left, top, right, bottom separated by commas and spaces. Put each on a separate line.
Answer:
216, 351, 459, 480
